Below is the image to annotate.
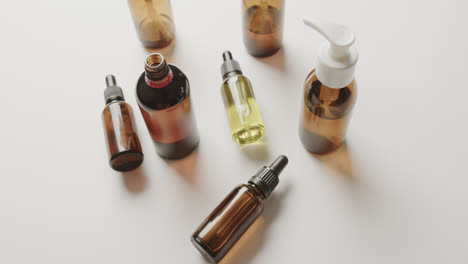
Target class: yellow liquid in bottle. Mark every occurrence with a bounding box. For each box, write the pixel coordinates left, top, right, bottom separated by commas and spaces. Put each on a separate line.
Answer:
222, 75, 264, 145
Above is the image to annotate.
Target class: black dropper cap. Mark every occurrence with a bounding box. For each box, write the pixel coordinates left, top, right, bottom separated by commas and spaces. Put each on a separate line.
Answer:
104, 74, 125, 104
220, 51, 242, 79
249, 155, 289, 199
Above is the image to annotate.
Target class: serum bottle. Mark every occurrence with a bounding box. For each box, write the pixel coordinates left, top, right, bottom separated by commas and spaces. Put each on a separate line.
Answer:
136, 53, 199, 159
220, 51, 264, 145
191, 155, 288, 263
299, 18, 358, 154
102, 75, 143, 172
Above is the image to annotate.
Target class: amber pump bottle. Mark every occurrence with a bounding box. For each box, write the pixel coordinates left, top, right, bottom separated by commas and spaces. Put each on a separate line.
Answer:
299, 18, 358, 154
136, 53, 199, 159
102, 75, 143, 172
191, 155, 288, 263
242, 0, 285, 57
128, 0, 175, 49
220, 51, 265, 145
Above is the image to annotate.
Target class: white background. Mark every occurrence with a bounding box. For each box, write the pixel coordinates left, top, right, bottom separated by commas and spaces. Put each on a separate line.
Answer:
1, 0, 467, 263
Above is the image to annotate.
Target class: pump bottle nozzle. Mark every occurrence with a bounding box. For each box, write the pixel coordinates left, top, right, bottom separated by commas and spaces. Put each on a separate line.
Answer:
303, 18, 358, 89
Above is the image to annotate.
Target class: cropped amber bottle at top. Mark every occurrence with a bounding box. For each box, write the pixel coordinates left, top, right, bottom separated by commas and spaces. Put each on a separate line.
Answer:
128, 0, 175, 48
102, 75, 143, 172
242, 0, 285, 57
191, 156, 288, 263
136, 53, 199, 159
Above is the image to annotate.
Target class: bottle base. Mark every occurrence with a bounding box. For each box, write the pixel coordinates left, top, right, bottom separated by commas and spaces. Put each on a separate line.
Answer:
191, 236, 218, 264
154, 135, 199, 160
140, 38, 174, 49
299, 126, 342, 155
110, 151, 144, 172
245, 45, 281, 58
233, 125, 264, 145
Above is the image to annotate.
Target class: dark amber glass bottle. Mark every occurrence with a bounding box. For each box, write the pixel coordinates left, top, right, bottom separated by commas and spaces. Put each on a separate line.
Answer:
128, 0, 175, 48
242, 0, 285, 57
102, 75, 144, 172
299, 70, 357, 154
136, 53, 199, 159
191, 155, 288, 263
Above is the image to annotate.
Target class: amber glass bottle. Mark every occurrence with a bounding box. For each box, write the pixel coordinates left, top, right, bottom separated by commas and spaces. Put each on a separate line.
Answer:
136, 53, 199, 159
191, 155, 288, 263
128, 0, 175, 49
299, 70, 357, 154
242, 0, 285, 57
102, 75, 143, 172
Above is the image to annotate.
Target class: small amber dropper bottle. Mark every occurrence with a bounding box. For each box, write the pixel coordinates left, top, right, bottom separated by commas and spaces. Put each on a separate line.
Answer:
191, 155, 288, 263
102, 75, 143, 171
220, 51, 265, 145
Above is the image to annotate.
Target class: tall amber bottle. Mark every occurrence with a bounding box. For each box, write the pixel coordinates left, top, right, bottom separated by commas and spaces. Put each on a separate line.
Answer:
191, 155, 288, 263
128, 0, 175, 49
299, 18, 358, 154
136, 53, 199, 159
102, 75, 144, 171
242, 0, 285, 57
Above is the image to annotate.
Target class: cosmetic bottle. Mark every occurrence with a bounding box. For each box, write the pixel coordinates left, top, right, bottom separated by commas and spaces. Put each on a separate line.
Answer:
191, 155, 288, 263
220, 51, 265, 145
242, 0, 285, 57
128, 0, 175, 49
299, 18, 358, 154
136, 53, 199, 159
102, 75, 144, 172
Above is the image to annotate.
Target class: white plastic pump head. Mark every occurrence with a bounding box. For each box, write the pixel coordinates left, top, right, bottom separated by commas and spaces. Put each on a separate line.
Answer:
304, 18, 358, 88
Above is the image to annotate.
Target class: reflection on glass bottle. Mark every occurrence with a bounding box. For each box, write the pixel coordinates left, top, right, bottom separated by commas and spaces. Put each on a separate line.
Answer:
300, 70, 356, 154
242, 0, 284, 57
102, 75, 144, 171
136, 53, 199, 159
191, 156, 288, 263
220, 51, 264, 144
128, 0, 175, 49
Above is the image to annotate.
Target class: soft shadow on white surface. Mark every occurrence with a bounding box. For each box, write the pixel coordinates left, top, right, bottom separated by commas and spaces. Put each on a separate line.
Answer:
312, 142, 356, 180
166, 148, 200, 185
240, 140, 271, 162
121, 166, 149, 194
253, 47, 287, 72
219, 182, 292, 264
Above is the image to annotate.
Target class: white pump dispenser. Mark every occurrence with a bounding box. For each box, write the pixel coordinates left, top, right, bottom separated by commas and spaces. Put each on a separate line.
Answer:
303, 18, 358, 89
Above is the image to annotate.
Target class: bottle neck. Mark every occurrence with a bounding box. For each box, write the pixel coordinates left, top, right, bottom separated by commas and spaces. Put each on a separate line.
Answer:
144, 53, 173, 89
248, 182, 267, 200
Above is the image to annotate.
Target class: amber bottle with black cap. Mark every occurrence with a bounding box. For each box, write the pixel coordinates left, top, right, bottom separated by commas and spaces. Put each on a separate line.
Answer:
191, 155, 288, 263
102, 75, 143, 172
136, 53, 199, 159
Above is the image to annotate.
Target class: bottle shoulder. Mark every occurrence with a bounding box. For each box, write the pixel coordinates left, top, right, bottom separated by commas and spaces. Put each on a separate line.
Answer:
136, 65, 190, 110
102, 100, 130, 114
304, 70, 357, 120
222, 74, 251, 86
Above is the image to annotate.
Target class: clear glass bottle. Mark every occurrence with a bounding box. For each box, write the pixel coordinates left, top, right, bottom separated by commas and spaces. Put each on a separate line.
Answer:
242, 0, 285, 57
299, 70, 357, 153
128, 0, 175, 49
102, 75, 144, 171
191, 155, 288, 263
220, 51, 264, 145
136, 53, 199, 159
